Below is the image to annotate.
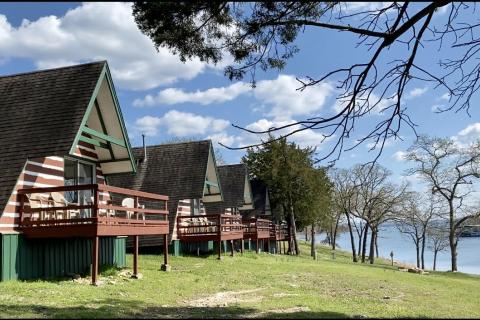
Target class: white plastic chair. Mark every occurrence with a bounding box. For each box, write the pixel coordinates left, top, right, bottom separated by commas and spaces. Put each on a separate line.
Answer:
122, 197, 135, 219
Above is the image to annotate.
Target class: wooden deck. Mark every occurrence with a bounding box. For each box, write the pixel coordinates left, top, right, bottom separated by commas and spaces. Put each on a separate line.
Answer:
17, 183, 170, 284
177, 214, 243, 258
243, 218, 271, 240
270, 223, 291, 254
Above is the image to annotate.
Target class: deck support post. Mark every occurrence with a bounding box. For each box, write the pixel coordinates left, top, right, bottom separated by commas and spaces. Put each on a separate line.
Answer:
241, 239, 244, 254
217, 239, 222, 260
283, 241, 286, 255
267, 239, 271, 254
230, 240, 234, 257
91, 236, 99, 286
132, 235, 139, 278
256, 239, 259, 254
161, 234, 171, 271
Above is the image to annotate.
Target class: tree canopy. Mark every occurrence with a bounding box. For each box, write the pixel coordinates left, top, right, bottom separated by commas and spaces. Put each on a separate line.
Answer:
133, 1, 478, 164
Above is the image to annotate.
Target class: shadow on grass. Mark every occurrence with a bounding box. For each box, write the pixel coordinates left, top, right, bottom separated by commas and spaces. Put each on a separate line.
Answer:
0, 299, 349, 319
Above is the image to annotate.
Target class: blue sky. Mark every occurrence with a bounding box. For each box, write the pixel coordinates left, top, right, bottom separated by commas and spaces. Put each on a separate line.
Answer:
1, 2, 479, 187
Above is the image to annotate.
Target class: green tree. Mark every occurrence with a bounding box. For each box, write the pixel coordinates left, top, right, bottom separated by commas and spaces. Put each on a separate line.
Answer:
242, 136, 322, 255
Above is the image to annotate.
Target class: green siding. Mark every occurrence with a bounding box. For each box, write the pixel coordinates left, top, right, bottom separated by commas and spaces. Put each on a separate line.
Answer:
1, 235, 126, 281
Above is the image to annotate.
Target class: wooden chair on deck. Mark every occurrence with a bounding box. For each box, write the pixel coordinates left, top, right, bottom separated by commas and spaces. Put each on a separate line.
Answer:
50, 192, 77, 219
25, 193, 50, 220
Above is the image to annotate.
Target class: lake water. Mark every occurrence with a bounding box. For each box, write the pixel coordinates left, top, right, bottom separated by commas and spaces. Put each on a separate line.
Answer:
301, 224, 480, 275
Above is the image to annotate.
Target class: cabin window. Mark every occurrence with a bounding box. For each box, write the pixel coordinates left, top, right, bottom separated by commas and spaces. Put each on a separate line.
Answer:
64, 158, 96, 210
190, 199, 202, 216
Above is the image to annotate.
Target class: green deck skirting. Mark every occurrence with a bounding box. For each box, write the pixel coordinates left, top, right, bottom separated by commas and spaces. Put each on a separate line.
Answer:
0, 235, 126, 281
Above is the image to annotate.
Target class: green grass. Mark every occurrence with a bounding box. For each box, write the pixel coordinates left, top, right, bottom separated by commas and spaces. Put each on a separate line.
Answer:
1, 241, 479, 318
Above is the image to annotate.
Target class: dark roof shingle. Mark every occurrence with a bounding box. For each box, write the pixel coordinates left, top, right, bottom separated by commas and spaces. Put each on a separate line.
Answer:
0, 61, 105, 213
204, 164, 249, 214
108, 140, 212, 234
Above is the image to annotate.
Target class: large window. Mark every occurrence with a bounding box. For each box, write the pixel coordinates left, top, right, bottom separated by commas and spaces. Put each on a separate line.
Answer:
64, 158, 95, 208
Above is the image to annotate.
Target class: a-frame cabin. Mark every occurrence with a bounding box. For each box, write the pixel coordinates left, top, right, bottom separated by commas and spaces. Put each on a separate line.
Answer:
0, 61, 170, 284
109, 140, 244, 259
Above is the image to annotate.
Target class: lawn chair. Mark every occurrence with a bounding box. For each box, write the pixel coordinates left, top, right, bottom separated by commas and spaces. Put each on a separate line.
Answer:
25, 193, 51, 220
50, 192, 77, 219
121, 197, 145, 220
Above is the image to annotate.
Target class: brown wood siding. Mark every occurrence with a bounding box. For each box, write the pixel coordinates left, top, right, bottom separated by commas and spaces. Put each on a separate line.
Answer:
0, 139, 110, 231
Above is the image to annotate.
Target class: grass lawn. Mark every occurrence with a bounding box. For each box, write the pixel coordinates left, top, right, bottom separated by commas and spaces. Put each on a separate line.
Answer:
1, 241, 479, 318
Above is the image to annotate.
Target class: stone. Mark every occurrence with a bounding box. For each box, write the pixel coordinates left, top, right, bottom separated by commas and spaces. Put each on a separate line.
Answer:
161, 264, 172, 272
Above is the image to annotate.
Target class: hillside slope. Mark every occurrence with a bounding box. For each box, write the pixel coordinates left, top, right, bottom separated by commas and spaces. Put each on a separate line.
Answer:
0, 241, 479, 318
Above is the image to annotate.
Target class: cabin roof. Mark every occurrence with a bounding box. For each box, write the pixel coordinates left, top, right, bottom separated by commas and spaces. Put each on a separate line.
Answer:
108, 140, 213, 202
216, 164, 249, 208
246, 179, 270, 217
108, 140, 218, 237
0, 61, 106, 213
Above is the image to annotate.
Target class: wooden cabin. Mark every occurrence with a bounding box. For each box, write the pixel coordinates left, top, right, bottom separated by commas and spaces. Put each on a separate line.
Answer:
108, 140, 243, 259
0, 61, 170, 284
243, 179, 291, 254
205, 164, 270, 253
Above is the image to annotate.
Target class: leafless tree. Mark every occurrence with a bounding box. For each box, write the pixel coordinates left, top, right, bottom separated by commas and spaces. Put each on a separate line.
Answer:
136, 2, 480, 164
350, 163, 407, 264
406, 135, 480, 271
427, 225, 450, 271
394, 192, 438, 269
331, 167, 358, 262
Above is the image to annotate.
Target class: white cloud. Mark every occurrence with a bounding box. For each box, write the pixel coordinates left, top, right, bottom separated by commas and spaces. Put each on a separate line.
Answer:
133, 82, 252, 107
332, 92, 393, 116
254, 75, 333, 120
408, 87, 428, 98
392, 150, 407, 162
233, 118, 333, 149
135, 110, 230, 137
439, 92, 450, 101
134, 74, 333, 120
0, 3, 208, 90
365, 136, 399, 150
451, 123, 480, 148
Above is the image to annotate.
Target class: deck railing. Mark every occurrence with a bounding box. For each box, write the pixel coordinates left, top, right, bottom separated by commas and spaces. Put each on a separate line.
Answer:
243, 218, 271, 239
177, 214, 243, 239
270, 223, 290, 240
18, 184, 169, 229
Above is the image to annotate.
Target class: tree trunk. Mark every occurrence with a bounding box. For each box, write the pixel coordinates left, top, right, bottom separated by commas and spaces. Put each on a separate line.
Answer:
357, 223, 364, 257
433, 250, 438, 271
368, 227, 376, 264
332, 215, 340, 250
361, 223, 369, 263
415, 241, 420, 268
421, 232, 426, 270
448, 202, 457, 272
345, 212, 357, 262
305, 227, 309, 241
374, 231, 379, 258
289, 200, 299, 255
310, 224, 316, 258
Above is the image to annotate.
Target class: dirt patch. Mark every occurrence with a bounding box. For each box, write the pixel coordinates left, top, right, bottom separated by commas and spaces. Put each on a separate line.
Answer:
268, 307, 310, 314
186, 289, 264, 307
272, 293, 299, 298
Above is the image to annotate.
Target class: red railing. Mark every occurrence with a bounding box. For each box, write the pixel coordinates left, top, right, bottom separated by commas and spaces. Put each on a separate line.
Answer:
270, 223, 290, 240
177, 214, 243, 240
243, 218, 271, 239
17, 184, 169, 230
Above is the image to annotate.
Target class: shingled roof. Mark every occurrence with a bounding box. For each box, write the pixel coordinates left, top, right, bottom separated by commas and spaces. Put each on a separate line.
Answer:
108, 140, 214, 218
204, 163, 251, 214
218, 164, 250, 208
0, 61, 106, 214
242, 179, 270, 218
